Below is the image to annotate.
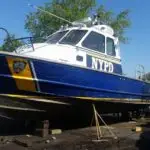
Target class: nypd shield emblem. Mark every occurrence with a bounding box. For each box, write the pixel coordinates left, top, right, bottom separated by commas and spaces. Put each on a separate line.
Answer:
13, 61, 27, 74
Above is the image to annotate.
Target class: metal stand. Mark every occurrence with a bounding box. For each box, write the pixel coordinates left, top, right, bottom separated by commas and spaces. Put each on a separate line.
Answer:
91, 104, 117, 142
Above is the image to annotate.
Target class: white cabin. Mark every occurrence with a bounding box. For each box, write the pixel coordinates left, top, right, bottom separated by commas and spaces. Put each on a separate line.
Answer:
15, 21, 122, 74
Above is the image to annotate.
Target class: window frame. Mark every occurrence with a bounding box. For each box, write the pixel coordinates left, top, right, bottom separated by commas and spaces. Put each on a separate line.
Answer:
46, 30, 69, 44
81, 31, 106, 54
59, 29, 88, 46
106, 37, 116, 57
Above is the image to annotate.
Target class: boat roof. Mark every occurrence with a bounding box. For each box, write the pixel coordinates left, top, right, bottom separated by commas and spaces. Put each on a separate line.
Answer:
56, 25, 116, 40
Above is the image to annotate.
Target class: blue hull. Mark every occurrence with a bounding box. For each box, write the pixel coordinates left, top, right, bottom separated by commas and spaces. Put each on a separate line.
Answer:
0, 53, 150, 101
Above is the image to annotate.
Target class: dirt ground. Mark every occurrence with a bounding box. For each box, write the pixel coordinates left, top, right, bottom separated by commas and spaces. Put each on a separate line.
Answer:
0, 119, 149, 150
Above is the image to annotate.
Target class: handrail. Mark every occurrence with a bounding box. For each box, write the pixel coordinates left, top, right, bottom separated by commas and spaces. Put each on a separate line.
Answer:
135, 64, 146, 80
0, 27, 14, 52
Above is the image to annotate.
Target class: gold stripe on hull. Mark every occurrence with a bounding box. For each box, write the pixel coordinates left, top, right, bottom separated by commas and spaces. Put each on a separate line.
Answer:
0, 93, 149, 105
0, 94, 70, 105
75, 96, 150, 104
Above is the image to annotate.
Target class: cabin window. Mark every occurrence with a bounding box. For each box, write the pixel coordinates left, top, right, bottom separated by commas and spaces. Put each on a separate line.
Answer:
82, 31, 105, 53
76, 55, 83, 61
46, 30, 68, 44
107, 37, 116, 56
59, 30, 87, 45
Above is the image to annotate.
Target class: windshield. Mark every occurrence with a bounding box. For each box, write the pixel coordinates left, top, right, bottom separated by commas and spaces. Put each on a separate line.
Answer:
46, 30, 68, 44
59, 30, 87, 45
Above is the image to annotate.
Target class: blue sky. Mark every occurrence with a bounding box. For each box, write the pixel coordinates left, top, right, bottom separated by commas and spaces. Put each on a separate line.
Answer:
0, 0, 149, 77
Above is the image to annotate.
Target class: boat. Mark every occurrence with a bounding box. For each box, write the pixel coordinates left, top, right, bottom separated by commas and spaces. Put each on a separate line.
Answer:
0, 16, 150, 122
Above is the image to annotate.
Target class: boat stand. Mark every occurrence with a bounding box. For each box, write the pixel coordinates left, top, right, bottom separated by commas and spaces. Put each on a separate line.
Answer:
91, 104, 118, 142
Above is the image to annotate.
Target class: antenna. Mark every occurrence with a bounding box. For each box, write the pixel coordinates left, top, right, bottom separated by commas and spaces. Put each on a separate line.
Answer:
28, 3, 72, 25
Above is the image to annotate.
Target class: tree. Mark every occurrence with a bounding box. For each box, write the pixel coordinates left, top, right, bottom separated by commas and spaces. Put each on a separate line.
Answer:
96, 6, 130, 43
25, 0, 130, 43
140, 72, 150, 81
25, 0, 95, 39
145, 73, 150, 81
1, 34, 23, 52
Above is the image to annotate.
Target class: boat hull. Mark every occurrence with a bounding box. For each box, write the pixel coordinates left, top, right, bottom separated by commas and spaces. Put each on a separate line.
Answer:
0, 52, 149, 122
0, 52, 150, 101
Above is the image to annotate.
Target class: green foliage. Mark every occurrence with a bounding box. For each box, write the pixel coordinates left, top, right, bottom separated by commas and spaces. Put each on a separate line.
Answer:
1, 34, 22, 52
141, 72, 150, 81
96, 6, 130, 43
25, 0, 131, 43
25, 0, 95, 39
145, 73, 150, 81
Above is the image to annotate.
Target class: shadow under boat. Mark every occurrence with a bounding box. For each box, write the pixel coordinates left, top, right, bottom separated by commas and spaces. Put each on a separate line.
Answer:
0, 94, 149, 121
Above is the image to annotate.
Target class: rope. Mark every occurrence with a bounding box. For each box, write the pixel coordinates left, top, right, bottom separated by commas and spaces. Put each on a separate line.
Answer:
93, 104, 102, 139
92, 104, 118, 140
